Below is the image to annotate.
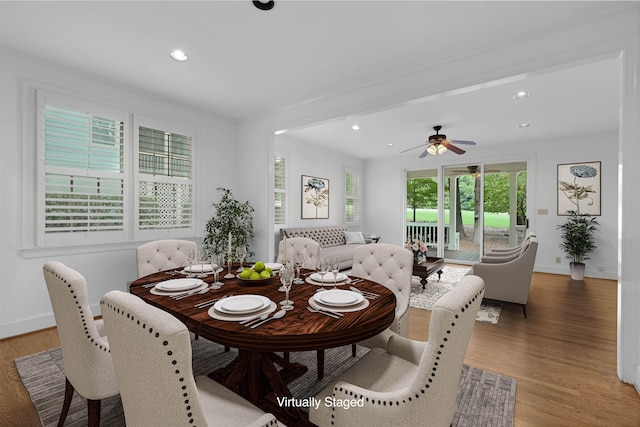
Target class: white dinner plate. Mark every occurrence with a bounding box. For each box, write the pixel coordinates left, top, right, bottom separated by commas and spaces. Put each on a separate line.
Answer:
155, 278, 204, 292
214, 295, 271, 314
265, 262, 283, 271
209, 301, 277, 322
305, 276, 349, 287
307, 296, 370, 313
313, 289, 364, 307
182, 264, 216, 273
310, 272, 348, 283
150, 281, 208, 296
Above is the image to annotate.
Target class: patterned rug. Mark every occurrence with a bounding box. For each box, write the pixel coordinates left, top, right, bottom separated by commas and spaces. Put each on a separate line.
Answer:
15, 338, 515, 427
410, 266, 502, 324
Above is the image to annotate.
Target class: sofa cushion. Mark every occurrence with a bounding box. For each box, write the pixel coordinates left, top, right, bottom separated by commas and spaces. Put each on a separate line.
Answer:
344, 231, 366, 245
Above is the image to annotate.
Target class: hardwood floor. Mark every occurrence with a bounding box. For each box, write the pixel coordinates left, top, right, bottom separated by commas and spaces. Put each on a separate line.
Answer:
2, 271, 639, 426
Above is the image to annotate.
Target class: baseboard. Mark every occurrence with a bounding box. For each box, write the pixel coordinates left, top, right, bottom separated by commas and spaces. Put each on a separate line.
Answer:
534, 264, 616, 280
0, 303, 102, 340
635, 365, 640, 395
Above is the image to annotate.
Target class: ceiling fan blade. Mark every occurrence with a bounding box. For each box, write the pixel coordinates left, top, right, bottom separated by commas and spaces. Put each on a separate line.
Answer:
418, 148, 430, 158
400, 143, 426, 153
444, 143, 466, 155
450, 139, 476, 145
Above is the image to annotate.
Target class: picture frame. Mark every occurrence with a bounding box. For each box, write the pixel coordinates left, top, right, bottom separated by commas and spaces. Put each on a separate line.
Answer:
301, 175, 329, 219
557, 161, 601, 216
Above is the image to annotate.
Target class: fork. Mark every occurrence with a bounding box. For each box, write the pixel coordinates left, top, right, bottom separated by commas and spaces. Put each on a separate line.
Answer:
307, 306, 341, 319
194, 294, 229, 308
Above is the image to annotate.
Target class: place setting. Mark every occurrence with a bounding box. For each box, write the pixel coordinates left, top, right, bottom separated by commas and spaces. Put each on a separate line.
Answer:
207, 294, 277, 322
307, 288, 370, 315
148, 277, 208, 297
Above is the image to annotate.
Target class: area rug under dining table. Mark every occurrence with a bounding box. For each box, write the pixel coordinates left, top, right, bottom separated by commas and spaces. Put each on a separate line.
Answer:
15, 336, 516, 427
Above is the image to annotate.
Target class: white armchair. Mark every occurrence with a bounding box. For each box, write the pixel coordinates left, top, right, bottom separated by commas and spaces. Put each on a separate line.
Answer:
470, 236, 538, 317
43, 261, 119, 427
481, 232, 535, 263
136, 239, 197, 278
101, 290, 282, 427
276, 236, 320, 269
309, 275, 485, 427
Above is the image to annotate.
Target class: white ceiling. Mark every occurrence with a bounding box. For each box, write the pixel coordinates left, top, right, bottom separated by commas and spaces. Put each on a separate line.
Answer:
0, 1, 621, 159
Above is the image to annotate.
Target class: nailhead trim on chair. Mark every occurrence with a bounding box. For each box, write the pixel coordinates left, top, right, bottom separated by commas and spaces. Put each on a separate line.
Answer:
46, 265, 111, 353
329, 286, 485, 425
101, 300, 200, 427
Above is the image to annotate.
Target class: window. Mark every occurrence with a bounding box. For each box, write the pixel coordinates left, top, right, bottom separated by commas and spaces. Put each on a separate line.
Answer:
274, 156, 286, 225
345, 170, 360, 224
36, 90, 194, 247
137, 126, 193, 231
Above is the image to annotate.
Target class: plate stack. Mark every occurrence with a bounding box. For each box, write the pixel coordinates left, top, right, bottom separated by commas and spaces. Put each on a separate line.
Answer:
306, 272, 349, 286
208, 295, 276, 321
309, 289, 369, 313
150, 278, 207, 295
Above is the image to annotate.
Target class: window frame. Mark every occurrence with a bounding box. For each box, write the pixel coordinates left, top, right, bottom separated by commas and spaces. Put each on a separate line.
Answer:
273, 155, 287, 226
344, 168, 361, 226
32, 89, 196, 249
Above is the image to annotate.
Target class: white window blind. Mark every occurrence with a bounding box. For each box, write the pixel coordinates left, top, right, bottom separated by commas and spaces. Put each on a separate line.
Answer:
345, 170, 360, 224
35, 90, 196, 248
274, 156, 286, 225
42, 103, 125, 239
137, 126, 193, 231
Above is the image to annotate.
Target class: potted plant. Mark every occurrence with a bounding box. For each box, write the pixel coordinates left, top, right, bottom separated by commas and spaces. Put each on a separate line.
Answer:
556, 210, 599, 280
202, 187, 255, 259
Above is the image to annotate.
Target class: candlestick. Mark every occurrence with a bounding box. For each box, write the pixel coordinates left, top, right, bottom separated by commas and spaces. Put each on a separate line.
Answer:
283, 236, 287, 263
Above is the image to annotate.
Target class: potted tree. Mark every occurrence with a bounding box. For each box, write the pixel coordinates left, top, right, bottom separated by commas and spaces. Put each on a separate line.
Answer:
556, 210, 599, 280
202, 187, 255, 259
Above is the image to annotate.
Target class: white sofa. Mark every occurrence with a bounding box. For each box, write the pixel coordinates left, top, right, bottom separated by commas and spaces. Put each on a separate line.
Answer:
280, 226, 372, 270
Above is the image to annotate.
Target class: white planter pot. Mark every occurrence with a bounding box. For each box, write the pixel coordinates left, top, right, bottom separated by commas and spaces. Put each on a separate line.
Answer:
570, 262, 586, 280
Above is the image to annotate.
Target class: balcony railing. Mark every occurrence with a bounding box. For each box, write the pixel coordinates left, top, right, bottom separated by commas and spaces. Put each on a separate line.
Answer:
406, 222, 459, 250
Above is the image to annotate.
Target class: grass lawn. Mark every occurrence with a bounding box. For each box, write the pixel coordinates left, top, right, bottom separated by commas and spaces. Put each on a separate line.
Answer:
406, 209, 510, 228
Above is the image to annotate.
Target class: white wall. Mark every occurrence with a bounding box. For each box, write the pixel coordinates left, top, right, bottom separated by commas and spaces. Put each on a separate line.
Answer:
236, 7, 639, 385
0, 48, 238, 338
363, 130, 618, 280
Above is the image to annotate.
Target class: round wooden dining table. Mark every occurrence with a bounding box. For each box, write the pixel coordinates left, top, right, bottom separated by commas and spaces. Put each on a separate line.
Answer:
129, 266, 396, 426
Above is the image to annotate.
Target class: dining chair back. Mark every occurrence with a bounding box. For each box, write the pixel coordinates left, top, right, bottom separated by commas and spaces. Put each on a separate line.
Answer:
101, 290, 280, 427
309, 275, 485, 427
276, 237, 320, 269
351, 243, 414, 338
43, 261, 119, 427
136, 239, 197, 278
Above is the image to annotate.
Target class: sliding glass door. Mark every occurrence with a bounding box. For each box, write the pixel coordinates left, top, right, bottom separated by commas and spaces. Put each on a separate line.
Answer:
407, 161, 527, 264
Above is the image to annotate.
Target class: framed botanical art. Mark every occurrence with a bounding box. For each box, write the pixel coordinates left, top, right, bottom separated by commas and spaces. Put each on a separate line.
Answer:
302, 175, 329, 219
557, 161, 601, 216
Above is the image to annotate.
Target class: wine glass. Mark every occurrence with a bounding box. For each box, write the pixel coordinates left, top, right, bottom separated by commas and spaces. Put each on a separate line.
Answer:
331, 256, 340, 288
279, 263, 295, 310
316, 257, 329, 292
236, 245, 247, 272
293, 252, 305, 284
187, 247, 197, 277
211, 252, 224, 289
196, 247, 208, 278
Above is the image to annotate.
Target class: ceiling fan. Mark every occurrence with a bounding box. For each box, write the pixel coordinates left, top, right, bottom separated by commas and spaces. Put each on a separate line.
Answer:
401, 125, 477, 158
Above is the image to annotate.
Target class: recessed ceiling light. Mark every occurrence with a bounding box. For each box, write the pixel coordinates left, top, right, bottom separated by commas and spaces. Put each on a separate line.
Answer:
387, 143, 394, 147
519, 123, 531, 128
170, 50, 189, 62
352, 125, 360, 131
513, 91, 530, 99
274, 129, 287, 135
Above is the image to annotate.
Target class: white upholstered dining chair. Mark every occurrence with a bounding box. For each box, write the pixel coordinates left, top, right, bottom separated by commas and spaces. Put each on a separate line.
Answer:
309, 275, 485, 427
101, 290, 282, 427
43, 261, 119, 427
350, 243, 414, 349
276, 236, 320, 269
136, 239, 197, 278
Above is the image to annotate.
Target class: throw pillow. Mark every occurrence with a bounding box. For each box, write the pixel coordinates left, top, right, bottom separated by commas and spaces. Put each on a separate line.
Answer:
344, 231, 366, 245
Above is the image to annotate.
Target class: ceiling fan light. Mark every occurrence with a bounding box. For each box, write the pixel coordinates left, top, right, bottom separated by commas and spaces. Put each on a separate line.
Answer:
426, 143, 438, 156
437, 144, 448, 155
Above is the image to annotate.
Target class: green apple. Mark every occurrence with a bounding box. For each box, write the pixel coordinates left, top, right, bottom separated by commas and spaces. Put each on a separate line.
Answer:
239, 269, 252, 279
250, 271, 261, 280
260, 270, 271, 279
253, 261, 265, 273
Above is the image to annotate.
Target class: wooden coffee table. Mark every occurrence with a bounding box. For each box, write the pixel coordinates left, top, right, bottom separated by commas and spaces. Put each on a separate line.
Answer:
413, 256, 446, 291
